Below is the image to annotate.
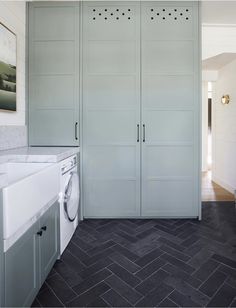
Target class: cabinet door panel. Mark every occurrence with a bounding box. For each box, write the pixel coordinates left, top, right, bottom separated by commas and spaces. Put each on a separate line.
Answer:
146, 111, 194, 143
141, 1, 200, 217
39, 202, 59, 284
143, 75, 194, 109
34, 6, 75, 40
31, 75, 75, 110
28, 2, 79, 146
30, 110, 76, 146
82, 2, 141, 217
5, 222, 39, 307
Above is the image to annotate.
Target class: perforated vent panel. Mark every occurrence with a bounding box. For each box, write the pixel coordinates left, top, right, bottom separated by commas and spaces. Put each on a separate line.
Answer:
142, 4, 195, 40
149, 7, 192, 21
91, 7, 133, 21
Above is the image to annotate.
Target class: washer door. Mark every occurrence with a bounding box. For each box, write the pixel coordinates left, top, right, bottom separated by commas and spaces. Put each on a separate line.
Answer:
64, 171, 80, 222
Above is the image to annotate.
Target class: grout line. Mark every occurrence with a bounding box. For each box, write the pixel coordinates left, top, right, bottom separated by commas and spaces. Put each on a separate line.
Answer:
41, 282, 65, 307
108, 259, 142, 285
110, 252, 142, 273
51, 269, 79, 299
159, 244, 192, 261
196, 261, 221, 290
135, 261, 169, 289
106, 274, 143, 307
66, 272, 113, 306
158, 289, 178, 307
101, 285, 134, 307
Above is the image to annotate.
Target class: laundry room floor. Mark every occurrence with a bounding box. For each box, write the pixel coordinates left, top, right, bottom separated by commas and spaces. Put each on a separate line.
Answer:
33, 202, 236, 307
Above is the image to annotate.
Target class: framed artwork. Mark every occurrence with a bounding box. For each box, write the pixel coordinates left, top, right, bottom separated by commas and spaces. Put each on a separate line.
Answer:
0, 22, 16, 111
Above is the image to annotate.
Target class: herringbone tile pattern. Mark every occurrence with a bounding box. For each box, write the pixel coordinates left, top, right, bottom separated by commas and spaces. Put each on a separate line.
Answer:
33, 202, 236, 307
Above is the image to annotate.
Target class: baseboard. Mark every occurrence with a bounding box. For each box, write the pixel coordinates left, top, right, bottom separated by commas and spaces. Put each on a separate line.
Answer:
212, 175, 235, 195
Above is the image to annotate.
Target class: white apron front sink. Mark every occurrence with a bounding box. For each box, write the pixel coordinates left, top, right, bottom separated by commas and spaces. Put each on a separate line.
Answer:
1, 162, 60, 240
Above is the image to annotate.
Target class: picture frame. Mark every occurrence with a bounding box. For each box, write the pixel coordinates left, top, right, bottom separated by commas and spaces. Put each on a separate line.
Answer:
0, 22, 17, 112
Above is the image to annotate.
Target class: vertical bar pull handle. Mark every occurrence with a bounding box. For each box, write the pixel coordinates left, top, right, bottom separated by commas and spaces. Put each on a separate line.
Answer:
143, 124, 145, 142
137, 124, 140, 142
75, 122, 78, 140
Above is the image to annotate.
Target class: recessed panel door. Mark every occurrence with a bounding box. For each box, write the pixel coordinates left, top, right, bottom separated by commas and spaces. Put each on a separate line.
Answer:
28, 2, 80, 146
141, 2, 200, 217
82, 2, 141, 217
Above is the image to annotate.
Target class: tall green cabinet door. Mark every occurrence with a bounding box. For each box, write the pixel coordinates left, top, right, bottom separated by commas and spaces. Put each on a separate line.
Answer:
39, 202, 59, 284
82, 2, 141, 217
141, 2, 200, 217
4, 221, 40, 307
28, 2, 80, 146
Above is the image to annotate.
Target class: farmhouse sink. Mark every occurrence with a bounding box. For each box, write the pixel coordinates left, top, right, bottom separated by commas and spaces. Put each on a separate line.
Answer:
0, 162, 60, 240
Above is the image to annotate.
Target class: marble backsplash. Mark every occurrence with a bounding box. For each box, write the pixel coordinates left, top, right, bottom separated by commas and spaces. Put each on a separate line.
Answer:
0, 126, 27, 151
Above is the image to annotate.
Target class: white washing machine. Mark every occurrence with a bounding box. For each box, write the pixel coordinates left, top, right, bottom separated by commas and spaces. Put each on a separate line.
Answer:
59, 155, 80, 255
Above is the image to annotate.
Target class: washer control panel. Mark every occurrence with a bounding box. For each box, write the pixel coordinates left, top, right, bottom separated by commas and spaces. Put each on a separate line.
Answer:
61, 155, 77, 175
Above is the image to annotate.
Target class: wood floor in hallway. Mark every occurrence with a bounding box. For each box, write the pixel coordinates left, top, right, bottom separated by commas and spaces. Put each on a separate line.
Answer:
202, 171, 235, 202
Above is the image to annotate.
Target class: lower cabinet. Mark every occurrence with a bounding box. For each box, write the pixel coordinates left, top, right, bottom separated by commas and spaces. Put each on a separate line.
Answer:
4, 201, 59, 307
5, 221, 39, 307
39, 203, 59, 283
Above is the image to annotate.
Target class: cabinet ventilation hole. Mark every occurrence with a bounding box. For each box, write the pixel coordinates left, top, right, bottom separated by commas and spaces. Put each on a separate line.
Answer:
148, 8, 191, 21
91, 8, 132, 21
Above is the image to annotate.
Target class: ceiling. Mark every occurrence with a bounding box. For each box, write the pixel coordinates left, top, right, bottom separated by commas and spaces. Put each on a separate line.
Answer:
202, 53, 236, 70
202, 1, 236, 25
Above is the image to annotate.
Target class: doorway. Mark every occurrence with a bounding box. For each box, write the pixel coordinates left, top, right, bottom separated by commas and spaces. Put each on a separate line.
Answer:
201, 81, 234, 202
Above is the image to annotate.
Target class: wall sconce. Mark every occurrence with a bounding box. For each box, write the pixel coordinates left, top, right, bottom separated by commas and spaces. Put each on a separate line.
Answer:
221, 95, 230, 105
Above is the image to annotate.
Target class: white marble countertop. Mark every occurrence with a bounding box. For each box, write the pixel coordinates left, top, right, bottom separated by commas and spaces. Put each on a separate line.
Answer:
0, 146, 80, 164
0, 147, 80, 189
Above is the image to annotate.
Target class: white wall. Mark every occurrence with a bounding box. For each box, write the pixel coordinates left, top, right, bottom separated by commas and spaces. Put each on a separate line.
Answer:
202, 25, 236, 60
202, 23, 236, 173
202, 81, 208, 172
212, 59, 236, 194
0, 1, 26, 126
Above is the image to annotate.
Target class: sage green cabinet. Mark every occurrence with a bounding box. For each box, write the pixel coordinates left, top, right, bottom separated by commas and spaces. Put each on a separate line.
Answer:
28, 2, 80, 146
5, 221, 39, 307
4, 202, 59, 307
39, 202, 59, 283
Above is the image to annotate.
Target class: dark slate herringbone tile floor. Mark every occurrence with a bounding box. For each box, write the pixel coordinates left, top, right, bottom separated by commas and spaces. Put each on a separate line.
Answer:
33, 202, 236, 307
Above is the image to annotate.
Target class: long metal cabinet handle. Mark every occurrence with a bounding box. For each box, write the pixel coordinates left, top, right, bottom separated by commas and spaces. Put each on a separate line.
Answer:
137, 124, 140, 142
75, 122, 78, 140
143, 124, 145, 142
